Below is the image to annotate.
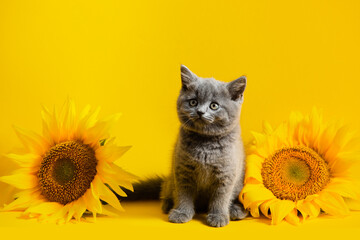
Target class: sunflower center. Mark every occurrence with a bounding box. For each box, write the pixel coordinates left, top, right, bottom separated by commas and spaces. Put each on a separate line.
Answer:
38, 140, 97, 205
261, 146, 330, 201
52, 158, 76, 185
281, 158, 310, 186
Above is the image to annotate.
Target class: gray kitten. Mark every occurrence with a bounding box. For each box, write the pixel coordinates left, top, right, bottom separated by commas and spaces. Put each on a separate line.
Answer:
160, 65, 248, 227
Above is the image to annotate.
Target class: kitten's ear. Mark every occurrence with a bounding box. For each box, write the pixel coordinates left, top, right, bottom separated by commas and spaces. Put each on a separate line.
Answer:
227, 76, 246, 101
181, 65, 197, 90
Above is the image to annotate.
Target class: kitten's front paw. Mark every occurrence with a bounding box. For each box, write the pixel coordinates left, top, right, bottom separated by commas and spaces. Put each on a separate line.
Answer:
230, 203, 248, 220
168, 208, 194, 223
206, 213, 229, 227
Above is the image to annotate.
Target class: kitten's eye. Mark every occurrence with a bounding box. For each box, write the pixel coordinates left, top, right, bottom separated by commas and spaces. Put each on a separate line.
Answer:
189, 99, 198, 107
210, 102, 219, 110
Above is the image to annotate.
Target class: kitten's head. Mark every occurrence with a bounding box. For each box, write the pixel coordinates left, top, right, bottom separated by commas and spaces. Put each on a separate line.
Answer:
177, 65, 246, 136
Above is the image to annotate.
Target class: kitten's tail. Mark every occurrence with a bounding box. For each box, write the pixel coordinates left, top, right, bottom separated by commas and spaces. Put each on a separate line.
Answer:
118, 176, 163, 201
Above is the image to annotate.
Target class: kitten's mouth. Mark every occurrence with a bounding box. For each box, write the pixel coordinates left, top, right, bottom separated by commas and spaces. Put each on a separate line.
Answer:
194, 116, 213, 124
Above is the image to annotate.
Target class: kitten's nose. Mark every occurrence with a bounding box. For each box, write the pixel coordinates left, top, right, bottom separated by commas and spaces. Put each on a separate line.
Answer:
197, 110, 205, 116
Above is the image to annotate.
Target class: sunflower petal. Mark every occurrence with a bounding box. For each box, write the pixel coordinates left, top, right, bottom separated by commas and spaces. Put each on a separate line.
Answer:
241, 184, 274, 209
295, 200, 308, 220
72, 197, 87, 221
96, 144, 131, 163
65, 202, 76, 223
25, 202, 63, 215
59, 98, 77, 141
41, 105, 61, 144
269, 200, 295, 225
344, 198, 360, 210
4, 153, 41, 168
98, 174, 128, 197
247, 201, 261, 217
47, 203, 73, 223
284, 209, 300, 225
325, 178, 359, 199
317, 123, 337, 157
262, 121, 273, 135
1, 190, 40, 211
245, 154, 263, 183
315, 191, 350, 216
93, 176, 124, 212
79, 106, 101, 130
13, 126, 48, 154
83, 186, 102, 214
307, 107, 322, 148
0, 173, 38, 189
101, 162, 138, 183
296, 199, 320, 219
83, 113, 122, 147
259, 198, 277, 218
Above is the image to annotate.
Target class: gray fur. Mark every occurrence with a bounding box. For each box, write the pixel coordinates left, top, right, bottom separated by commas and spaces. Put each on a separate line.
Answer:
160, 65, 248, 227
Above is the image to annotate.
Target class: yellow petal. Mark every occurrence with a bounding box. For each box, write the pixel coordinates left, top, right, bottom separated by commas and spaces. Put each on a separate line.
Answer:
344, 198, 360, 210
274, 122, 289, 146
93, 175, 124, 212
287, 111, 303, 144
4, 153, 41, 168
59, 98, 77, 141
96, 143, 131, 163
115, 179, 134, 192
13, 126, 48, 154
295, 200, 308, 220
260, 198, 277, 218
47, 203, 73, 223
244, 154, 263, 183
304, 194, 319, 202
25, 202, 62, 215
97, 160, 135, 191
317, 123, 337, 157
251, 131, 266, 145
241, 184, 275, 209
247, 201, 261, 217
284, 209, 300, 225
2, 190, 40, 211
307, 107, 322, 148
296, 199, 320, 219
251, 132, 269, 157
98, 161, 138, 183
72, 197, 87, 221
83, 113, 121, 147
65, 202, 75, 223
329, 157, 354, 178
98, 174, 128, 197
325, 178, 359, 199
332, 125, 352, 151
0, 173, 38, 189
314, 191, 350, 216
78, 106, 101, 131
83, 186, 102, 213
41, 105, 61, 145
262, 121, 273, 135
269, 200, 295, 225
343, 136, 360, 152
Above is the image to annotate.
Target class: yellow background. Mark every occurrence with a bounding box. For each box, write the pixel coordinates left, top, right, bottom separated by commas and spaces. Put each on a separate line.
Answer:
0, 0, 360, 237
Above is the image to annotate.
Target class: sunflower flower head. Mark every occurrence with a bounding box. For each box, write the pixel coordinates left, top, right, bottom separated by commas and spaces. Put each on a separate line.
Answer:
0, 99, 137, 223
240, 108, 360, 225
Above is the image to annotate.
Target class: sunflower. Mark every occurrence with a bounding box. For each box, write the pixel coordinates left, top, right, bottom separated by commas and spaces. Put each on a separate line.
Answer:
0, 99, 137, 223
240, 108, 360, 225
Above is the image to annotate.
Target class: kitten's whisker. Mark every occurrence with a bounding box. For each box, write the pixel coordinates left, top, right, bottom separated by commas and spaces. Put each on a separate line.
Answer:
182, 118, 192, 128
